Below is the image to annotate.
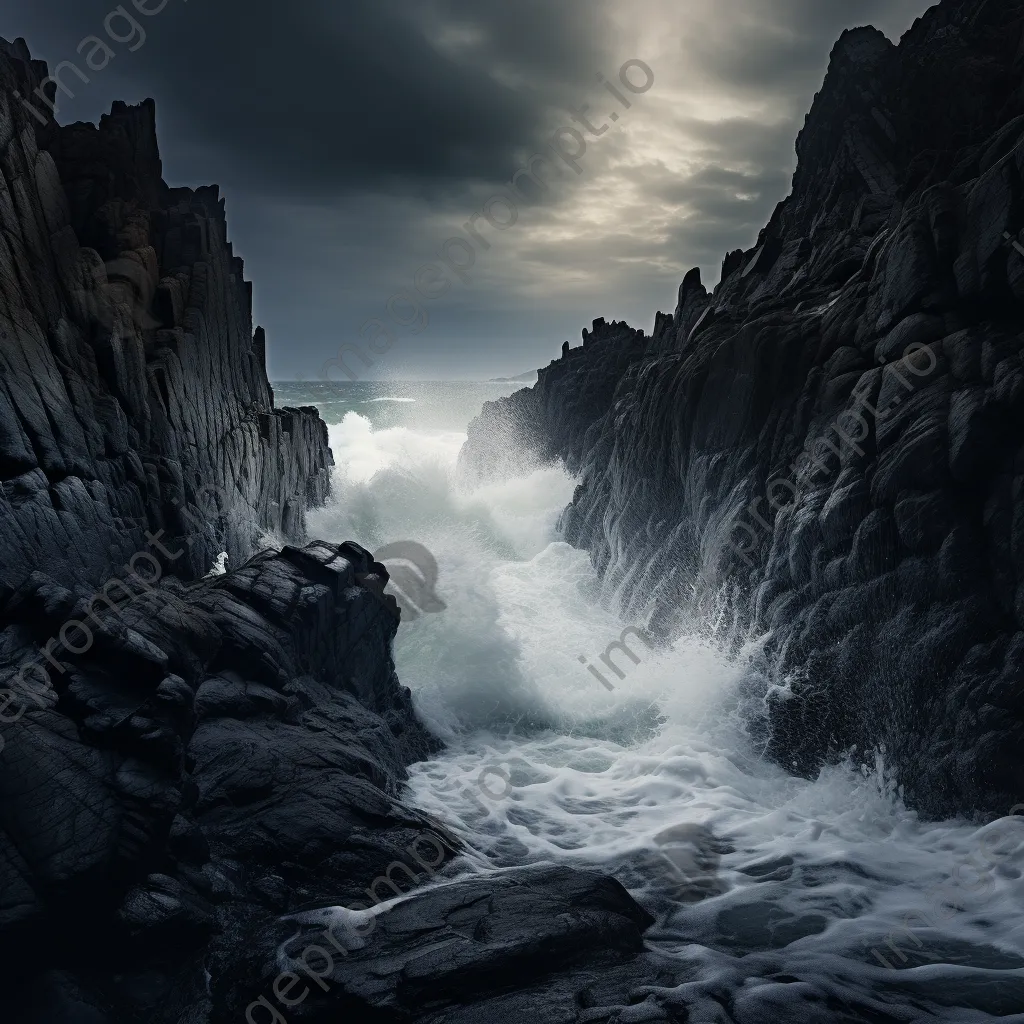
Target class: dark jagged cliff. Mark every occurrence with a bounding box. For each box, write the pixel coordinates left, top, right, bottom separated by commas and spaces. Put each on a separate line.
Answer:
460, 0, 1024, 819
0, 36, 673, 1024
0, 37, 332, 593
0, 35, 437, 1024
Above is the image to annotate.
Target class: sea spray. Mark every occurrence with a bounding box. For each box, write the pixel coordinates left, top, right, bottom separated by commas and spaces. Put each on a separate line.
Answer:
296, 383, 1024, 1021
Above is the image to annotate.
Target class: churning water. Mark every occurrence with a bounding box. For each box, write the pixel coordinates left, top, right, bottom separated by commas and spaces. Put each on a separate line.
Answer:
277, 380, 1024, 1022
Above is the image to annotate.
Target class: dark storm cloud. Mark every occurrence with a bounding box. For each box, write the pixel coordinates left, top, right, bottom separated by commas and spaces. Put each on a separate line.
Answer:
2, 0, 937, 378
410, 0, 612, 83
10, 0, 613, 195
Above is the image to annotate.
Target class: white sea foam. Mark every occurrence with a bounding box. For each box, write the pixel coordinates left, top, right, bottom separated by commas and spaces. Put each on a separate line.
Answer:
204, 551, 229, 577
303, 399, 1024, 1021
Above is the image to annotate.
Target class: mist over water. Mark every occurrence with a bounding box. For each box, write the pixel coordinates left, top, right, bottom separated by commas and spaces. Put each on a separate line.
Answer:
288, 380, 1024, 1021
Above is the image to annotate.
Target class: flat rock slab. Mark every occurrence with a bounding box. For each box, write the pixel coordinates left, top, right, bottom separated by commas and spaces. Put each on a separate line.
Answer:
220, 865, 659, 1023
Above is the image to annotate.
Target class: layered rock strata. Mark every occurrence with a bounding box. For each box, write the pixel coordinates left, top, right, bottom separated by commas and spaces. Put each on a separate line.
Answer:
0, 36, 332, 597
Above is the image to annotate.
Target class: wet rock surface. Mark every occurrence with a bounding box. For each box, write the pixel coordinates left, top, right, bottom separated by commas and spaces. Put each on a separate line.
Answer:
460, 0, 1024, 820
214, 867, 661, 1024
3, 539, 448, 1023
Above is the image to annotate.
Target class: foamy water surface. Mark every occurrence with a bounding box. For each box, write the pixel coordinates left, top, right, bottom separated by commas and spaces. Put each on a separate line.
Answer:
293, 381, 1024, 1022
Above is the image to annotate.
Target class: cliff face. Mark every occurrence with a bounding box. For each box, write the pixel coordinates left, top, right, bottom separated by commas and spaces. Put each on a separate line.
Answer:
460, 0, 1024, 819
0, 37, 332, 597
0, 36, 426, 1023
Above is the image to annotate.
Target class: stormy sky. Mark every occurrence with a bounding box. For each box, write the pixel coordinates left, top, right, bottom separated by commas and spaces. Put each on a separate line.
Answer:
6, 0, 935, 380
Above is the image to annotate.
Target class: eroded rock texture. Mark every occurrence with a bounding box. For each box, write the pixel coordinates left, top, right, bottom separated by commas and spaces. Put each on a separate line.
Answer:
0, 36, 332, 596
3, 541, 444, 1023
0, 34, 409, 1024
214, 867, 664, 1024
460, 1, 1024, 818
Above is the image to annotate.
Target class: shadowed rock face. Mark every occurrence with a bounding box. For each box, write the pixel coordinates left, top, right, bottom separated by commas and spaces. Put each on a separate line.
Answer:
460, 0, 1024, 819
213, 867, 659, 1024
0, 38, 333, 597
2, 540, 447, 1023
0, 35, 432, 1024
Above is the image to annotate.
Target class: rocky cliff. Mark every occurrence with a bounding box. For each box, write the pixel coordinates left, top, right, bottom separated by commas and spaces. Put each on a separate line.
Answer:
0, 36, 333, 595
0, 34, 427, 1023
0, 36, 674, 1024
460, 0, 1024, 819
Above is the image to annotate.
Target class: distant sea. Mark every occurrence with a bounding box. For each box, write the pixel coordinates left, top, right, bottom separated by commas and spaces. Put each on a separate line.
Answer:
271, 380, 532, 431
